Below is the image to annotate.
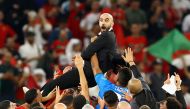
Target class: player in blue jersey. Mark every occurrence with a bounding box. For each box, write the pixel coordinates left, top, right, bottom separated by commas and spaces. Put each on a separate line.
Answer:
90, 50, 132, 100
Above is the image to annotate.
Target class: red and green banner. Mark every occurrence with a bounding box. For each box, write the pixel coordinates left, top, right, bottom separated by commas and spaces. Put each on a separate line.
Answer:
148, 29, 190, 69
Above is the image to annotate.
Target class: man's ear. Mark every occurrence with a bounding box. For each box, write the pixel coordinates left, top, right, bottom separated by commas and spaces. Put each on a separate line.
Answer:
111, 22, 114, 27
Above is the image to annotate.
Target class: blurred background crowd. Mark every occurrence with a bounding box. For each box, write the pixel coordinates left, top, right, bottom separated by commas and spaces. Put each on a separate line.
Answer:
0, 0, 190, 108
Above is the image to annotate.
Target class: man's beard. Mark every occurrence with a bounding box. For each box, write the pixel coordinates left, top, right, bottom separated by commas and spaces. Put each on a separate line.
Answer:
101, 25, 111, 31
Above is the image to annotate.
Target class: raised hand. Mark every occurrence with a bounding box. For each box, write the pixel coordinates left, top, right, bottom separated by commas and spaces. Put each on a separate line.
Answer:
74, 54, 84, 69
164, 74, 171, 84
98, 98, 105, 109
55, 86, 65, 104
122, 47, 134, 63
46, 88, 56, 100
41, 88, 56, 102
174, 73, 182, 90
122, 48, 135, 66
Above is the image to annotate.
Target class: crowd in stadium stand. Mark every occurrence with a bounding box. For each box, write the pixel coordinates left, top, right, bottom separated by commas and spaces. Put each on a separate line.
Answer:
0, 0, 190, 109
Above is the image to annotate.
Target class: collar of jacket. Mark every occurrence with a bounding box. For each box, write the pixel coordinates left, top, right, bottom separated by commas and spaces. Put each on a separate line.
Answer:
98, 27, 113, 36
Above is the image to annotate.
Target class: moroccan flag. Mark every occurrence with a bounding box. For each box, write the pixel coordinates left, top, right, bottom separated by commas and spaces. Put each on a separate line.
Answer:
148, 29, 190, 69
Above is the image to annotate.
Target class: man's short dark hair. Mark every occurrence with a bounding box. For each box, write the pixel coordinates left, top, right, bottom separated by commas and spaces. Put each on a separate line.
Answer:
60, 95, 73, 107
25, 89, 38, 104
104, 90, 118, 107
73, 95, 86, 109
117, 67, 132, 87
166, 97, 182, 109
0, 100, 10, 109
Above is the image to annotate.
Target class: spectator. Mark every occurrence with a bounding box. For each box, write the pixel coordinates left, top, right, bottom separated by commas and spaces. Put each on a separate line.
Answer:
73, 95, 87, 109
4, 2, 26, 45
5, 37, 20, 60
0, 64, 19, 101
32, 68, 47, 88
161, 73, 187, 109
48, 19, 72, 44
23, 9, 52, 45
162, 0, 178, 30
100, 0, 111, 8
159, 97, 182, 109
80, 1, 100, 32
181, 81, 190, 108
60, 0, 80, 15
22, 88, 55, 109
103, 90, 119, 109
182, 13, 190, 33
19, 31, 45, 70
24, 89, 42, 105
50, 24, 70, 56
0, 48, 18, 67
59, 95, 73, 109
0, 100, 16, 109
125, 23, 147, 62
167, 97, 182, 109
149, 59, 166, 101
126, 0, 147, 28
122, 48, 158, 109
0, 10, 16, 48
42, 0, 60, 27
147, 0, 165, 45
65, 38, 82, 64
66, 0, 85, 40
172, 0, 190, 22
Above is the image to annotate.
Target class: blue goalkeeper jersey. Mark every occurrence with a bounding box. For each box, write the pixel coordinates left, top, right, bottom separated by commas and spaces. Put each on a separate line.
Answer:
95, 73, 129, 99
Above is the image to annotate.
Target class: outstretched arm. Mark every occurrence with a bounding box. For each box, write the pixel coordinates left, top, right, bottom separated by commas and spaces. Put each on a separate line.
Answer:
163, 73, 187, 109
74, 55, 89, 101
122, 48, 150, 90
175, 73, 187, 109
91, 53, 102, 75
